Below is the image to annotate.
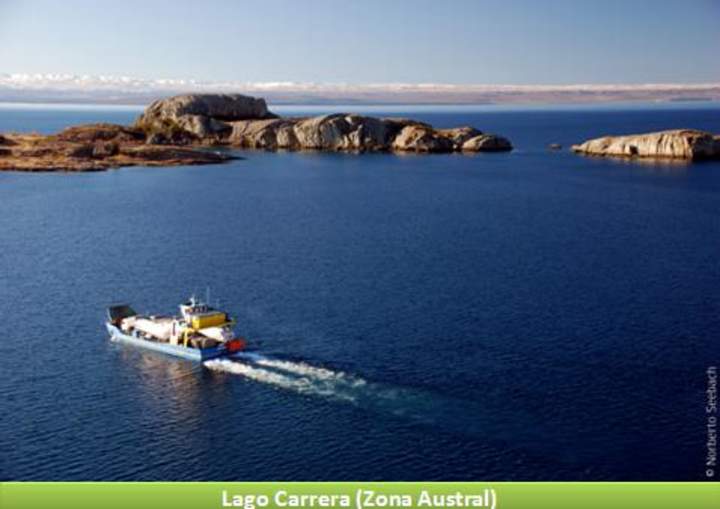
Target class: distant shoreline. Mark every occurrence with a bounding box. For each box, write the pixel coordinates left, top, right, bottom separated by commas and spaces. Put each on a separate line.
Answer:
2, 76, 719, 108
1, 99, 719, 113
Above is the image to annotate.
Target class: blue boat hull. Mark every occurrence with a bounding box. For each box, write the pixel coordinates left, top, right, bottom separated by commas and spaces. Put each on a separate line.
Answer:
106, 323, 231, 361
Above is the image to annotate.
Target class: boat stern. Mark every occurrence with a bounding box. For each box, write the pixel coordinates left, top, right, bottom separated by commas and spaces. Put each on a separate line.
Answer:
199, 338, 247, 360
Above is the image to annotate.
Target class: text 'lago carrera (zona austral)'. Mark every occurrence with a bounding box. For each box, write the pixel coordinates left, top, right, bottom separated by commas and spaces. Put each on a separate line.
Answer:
221, 489, 497, 509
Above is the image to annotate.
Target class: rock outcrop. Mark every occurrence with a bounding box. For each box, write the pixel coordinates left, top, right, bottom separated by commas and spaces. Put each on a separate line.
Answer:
461, 134, 513, 152
0, 124, 236, 172
136, 93, 276, 141
437, 127, 482, 149
228, 118, 294, 149
572, 129, 720, 161
55, 123, 146, 144
228, 114, 392, 151
391, 125, 453, 152
135, 93, 513, 154
291, 114, 390, 151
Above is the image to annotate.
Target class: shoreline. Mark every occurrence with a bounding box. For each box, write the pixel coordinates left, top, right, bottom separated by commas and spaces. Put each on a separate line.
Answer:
2, 99, 720, 113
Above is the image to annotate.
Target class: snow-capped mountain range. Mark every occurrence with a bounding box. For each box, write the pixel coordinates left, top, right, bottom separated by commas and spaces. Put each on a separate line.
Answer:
1, 73, 718, 105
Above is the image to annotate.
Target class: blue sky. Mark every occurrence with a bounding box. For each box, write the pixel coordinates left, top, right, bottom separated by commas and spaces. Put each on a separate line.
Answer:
0, 0, 718, 84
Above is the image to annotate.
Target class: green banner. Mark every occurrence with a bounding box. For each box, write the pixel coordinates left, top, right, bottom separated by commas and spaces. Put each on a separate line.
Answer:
1, 482, 718, 509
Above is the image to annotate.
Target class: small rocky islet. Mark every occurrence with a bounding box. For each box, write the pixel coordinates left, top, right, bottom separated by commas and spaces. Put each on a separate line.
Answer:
1, 93, 718, 172
571, 129, 720, 161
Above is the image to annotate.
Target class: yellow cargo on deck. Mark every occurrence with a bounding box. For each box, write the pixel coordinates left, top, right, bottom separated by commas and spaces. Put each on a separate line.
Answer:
191, 312, 227, 329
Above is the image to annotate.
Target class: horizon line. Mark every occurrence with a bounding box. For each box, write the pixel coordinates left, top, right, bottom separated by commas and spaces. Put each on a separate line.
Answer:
2, 72, 719, 89
2, 73, 719, 106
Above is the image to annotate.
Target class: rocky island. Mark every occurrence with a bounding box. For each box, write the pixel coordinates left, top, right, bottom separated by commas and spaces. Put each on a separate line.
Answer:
572, 129, 720, 161
137, 93, 513, 152
0, 124, 235, 172
0, 93, 513, 172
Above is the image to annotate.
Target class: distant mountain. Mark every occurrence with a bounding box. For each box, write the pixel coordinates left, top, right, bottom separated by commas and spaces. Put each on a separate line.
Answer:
1, 73, 718, 106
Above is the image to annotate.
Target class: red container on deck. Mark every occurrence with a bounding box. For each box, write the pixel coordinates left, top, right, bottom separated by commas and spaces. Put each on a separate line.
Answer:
226, 338, 246, 353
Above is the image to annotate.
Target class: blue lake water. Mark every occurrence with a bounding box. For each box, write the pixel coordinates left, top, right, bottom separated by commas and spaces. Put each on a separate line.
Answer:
1, 103, 719, 480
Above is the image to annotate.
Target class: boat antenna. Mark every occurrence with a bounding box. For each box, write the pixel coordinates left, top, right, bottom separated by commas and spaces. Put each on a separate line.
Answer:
206, 286, 210, 305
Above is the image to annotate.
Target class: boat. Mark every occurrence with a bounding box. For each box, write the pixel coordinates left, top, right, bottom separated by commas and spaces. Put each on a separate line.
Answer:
106, 296, 247, 361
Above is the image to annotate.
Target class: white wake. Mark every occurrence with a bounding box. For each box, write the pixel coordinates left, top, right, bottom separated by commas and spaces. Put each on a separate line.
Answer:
204, 354, 365, 403
204, 352, 580, 462
205, 351, 445, 419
